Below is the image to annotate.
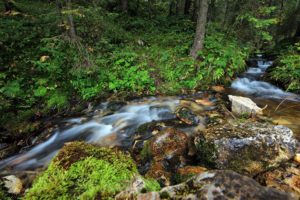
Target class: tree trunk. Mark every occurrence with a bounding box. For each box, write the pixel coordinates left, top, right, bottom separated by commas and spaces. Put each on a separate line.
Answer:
208, 0, 215, 22
190, 0, 208, 59
4, 0, 20, 12
169, 0, 176, 16
121, 0, 128, 12
192, 0, 200, 21
184, 0, 191, 15
66, 0, 76, 40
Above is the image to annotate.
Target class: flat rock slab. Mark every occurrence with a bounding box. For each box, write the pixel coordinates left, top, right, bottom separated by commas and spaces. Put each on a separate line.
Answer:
228, 95, 263, 115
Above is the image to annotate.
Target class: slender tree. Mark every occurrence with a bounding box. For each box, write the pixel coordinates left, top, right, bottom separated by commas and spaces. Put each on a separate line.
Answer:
66, 0, 77, 40
121, 0, 128, 12
190, 0, 208, 59
184, 0, 192, 15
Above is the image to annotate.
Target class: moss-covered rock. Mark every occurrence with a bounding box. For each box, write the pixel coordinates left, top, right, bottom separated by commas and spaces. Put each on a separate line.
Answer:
24, 142, 138, 200
194, 121, 297, 176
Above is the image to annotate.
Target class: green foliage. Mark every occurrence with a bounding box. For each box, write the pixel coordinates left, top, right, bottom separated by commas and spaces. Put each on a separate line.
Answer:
108, 51, 155, 92
270, 43, 300, 93
235, 3, 279, 48
25, 142, 137, 200
198, 32, 249, 83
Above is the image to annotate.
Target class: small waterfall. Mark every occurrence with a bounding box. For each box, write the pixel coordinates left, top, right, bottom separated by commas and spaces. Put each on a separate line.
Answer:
231, 58, 299, 101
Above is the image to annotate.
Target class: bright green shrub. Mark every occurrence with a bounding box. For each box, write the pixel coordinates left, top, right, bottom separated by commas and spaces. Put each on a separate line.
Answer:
198, 32, 249, 83
107, 50, 155, 93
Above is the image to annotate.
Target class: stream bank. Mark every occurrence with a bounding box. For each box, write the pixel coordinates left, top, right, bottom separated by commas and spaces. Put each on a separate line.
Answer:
0, 55, 300, 199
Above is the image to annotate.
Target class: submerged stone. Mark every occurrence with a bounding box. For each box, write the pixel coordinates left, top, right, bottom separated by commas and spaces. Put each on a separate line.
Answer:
175, 107, 201, 125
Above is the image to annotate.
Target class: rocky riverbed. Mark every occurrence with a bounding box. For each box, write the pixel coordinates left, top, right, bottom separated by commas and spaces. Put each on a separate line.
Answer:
0, 90, 300, 199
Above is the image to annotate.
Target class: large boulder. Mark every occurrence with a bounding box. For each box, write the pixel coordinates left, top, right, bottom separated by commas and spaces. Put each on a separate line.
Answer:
194, 121, 297, 176
159, 170, 295, 199
228, 95, 263, 116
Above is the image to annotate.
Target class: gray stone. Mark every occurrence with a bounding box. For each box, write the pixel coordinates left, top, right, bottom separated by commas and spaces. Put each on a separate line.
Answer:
159, 170, 295, 200
228, 95, 263, 115
194, 121, 297, 176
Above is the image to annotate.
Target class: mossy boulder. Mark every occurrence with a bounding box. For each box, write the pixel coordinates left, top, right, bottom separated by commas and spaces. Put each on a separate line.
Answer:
194, 121, 297, 176
24, 142, 138, 200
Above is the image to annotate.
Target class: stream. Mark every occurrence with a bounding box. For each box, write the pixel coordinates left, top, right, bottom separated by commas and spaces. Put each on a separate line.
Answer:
0, 55, 299, 171
228, 55, 300, 139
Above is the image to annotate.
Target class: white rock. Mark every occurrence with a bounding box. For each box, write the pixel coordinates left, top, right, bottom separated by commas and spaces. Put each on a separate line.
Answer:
3, 175, 23, 194
228, 95, 263, 115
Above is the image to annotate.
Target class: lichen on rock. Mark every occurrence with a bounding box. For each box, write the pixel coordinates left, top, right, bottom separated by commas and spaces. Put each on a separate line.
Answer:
194, 121, 297, 176
159, 170, 295, 199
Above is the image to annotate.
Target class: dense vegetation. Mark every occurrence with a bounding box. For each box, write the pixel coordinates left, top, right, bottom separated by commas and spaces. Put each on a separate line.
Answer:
0, 0, 299, 137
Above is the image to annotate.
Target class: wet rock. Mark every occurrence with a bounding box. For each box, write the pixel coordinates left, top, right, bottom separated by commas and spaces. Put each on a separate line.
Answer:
146, 162, 172, 187
175, 166, 207, 183
179, 99, 212, 114
259, 163, 300, 198
177, 166, 207, 177
194, 121, 297, 176
211, 85, 225, 93
107, 101, 127, 112
294, 153, 300, 164
175, 107, 201, 125
131, 122, 165, 166
144, 128, 189, 186
228, 95, 263, 116
150, 128, 188, 164
159, 170, 294, 200
0, 143, 19, 160
115, 176, 146, 200
2, 175, 23, 194
137, 192, 160, 200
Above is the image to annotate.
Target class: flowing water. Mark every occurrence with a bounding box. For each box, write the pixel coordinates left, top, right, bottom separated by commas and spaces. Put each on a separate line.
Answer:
228, 55, 300, 139
1, 55, 299, 171
0, 97, 182, 170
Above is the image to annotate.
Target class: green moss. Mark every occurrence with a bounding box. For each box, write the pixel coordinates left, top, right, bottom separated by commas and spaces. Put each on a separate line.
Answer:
143, 178, 161, 192
195, 136, 217, 168
225, 143, 270, 175
140, 140, 152, 161
0, 185, 11, 200
172, 173, 195, 184
24, 142, 138, 200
